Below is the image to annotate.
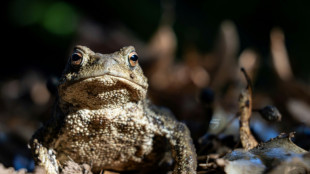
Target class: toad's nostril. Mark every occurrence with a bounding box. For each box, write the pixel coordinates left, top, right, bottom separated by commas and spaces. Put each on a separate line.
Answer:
130, 73, 135, 79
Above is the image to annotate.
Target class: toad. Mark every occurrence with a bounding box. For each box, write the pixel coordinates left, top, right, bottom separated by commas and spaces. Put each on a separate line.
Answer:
29, 46, 197, 174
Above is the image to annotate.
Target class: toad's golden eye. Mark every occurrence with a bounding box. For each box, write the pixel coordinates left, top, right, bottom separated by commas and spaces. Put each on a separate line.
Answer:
128, 52, 138, 67
71, 52, 83, 67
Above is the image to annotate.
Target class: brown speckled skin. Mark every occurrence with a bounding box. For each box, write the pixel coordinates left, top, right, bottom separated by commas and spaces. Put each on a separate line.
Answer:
29, 46, 197, 174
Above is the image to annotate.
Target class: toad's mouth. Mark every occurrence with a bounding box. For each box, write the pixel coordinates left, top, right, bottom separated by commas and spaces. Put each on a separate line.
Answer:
58, 75, 147, 108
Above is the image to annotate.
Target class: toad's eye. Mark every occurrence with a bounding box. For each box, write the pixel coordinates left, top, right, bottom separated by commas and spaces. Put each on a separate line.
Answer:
71, 52, 83, 67
128, 52, 138, 67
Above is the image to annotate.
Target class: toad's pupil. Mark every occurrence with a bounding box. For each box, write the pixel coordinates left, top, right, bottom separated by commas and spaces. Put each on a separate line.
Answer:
130, 55, 138, 61
72, 54, 82, 61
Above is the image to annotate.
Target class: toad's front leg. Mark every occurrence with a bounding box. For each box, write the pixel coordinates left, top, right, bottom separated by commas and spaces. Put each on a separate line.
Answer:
29, 105, 65, 174
29, 138, 59, 174
169, 122, 197, 174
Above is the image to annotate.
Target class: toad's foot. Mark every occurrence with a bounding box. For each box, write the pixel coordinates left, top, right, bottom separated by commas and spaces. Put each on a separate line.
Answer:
29, 139, 59, 174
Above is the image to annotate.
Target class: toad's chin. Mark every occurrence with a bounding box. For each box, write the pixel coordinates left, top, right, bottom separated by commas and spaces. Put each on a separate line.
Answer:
58, 75, 147, 109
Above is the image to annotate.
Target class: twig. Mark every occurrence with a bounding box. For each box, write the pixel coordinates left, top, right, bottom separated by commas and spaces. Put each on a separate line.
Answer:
239, 68, 258, 150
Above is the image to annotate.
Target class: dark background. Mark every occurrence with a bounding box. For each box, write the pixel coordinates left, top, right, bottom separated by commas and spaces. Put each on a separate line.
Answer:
2, 0, 310, 80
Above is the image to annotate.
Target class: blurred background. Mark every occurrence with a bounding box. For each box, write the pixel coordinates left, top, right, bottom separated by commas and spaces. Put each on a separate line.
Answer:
1, 0, 310, 172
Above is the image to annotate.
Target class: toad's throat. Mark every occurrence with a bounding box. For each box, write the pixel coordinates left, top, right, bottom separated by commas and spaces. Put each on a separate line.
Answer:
59, 75, 147, 108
